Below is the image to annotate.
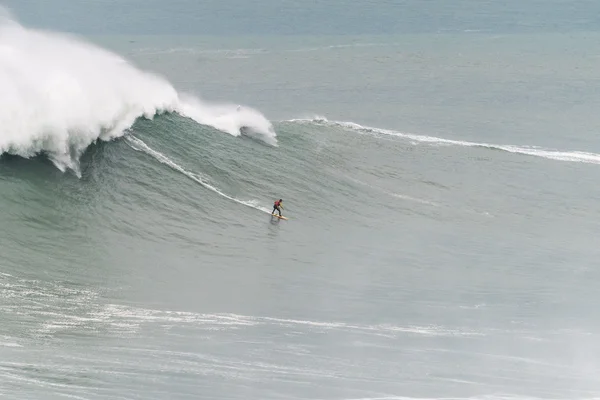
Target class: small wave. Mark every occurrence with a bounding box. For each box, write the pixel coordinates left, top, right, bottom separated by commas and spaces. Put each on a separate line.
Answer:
286, 42, 393, 53
291, 117, 600, 165
1, 270, 480, 340
254, 316, 481, 337
126, 135, 272, 214
132, 47, 268, 57
0, 338, 22, 348
390, 193, 439, 206
90, 306, 481, 338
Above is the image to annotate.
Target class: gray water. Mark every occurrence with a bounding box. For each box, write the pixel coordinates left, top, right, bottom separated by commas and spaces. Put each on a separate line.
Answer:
2, 1, 600, 399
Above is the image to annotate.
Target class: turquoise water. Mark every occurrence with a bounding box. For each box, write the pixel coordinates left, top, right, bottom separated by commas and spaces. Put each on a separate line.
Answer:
2, 2, 600, 399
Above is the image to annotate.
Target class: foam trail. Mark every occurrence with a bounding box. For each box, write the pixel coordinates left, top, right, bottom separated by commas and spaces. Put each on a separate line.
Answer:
0, 9, 275, 175
126, 135, 272, 214
292, 117, 600, 166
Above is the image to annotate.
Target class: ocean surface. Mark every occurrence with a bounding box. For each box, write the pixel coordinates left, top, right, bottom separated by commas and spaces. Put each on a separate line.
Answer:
2, 2, 600, 399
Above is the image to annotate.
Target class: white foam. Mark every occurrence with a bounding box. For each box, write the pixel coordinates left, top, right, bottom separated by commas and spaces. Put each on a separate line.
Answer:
2, 270, 481, 340
87, 306, 481, 338
391, 193, 439, 206
0, 341, 22, 348
293, 117, 600, 165
255, 316, 481, 337
177, 94, 277, 146
0, 9, 276, 175
286, 42, 391, 53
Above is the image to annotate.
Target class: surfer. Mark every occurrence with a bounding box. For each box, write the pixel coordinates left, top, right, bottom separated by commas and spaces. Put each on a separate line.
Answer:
272, 199, 283, 216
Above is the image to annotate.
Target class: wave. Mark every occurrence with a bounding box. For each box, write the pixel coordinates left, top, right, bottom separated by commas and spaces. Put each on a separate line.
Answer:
0, 9, 275, 176
177, 95, 277, 146
125, 135, 272, 214
132, 47, 268, 57
285, 42, 394, 53
291, 117, 600, 165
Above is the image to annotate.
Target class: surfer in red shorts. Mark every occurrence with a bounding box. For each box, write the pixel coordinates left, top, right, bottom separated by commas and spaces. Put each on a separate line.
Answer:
272, 199, 283, 216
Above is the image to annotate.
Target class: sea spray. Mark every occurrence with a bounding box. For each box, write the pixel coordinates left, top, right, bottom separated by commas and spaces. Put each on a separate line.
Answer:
0, 8, 276, 175
177, 94, 277, 146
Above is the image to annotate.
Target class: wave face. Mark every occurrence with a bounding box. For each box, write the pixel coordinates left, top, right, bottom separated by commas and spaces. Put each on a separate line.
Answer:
125, 135, 273, 214
0, 11, 275, 176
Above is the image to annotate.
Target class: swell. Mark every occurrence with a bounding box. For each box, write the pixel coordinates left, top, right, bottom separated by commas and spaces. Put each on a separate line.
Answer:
291, 117, 600, 165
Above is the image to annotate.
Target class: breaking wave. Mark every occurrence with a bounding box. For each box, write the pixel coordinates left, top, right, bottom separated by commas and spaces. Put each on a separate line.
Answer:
291, 117, 600, 165
0, 9, 276, 176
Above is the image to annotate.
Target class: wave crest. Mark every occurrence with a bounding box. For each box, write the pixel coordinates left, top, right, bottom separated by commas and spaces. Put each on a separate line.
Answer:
292, 117, 600, 165
0, 10, 275, 175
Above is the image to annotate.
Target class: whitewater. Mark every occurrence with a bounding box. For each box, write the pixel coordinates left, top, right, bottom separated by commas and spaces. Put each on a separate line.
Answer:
292, 117, 600, 166
0, 10, 276, 176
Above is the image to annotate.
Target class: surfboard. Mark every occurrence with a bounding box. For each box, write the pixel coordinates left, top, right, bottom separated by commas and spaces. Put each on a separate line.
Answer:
271, 214, 288, 220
